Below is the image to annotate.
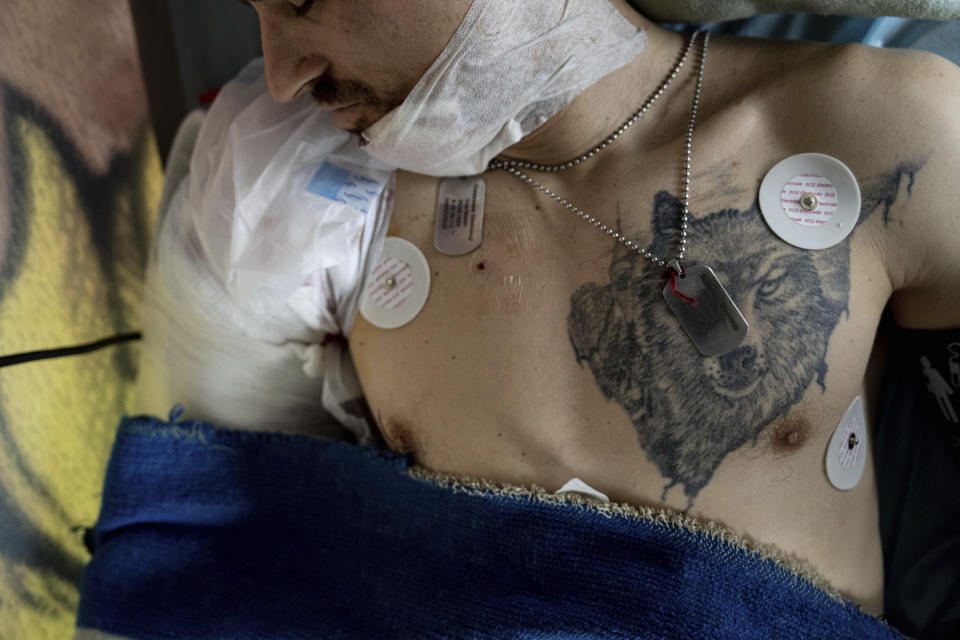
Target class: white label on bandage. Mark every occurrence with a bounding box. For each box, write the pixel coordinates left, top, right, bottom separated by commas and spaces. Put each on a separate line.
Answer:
434, 177, 486, 256
825, 395, 868, 491
305, 161, 382, 215
780, 173, 838, 227
360, 237, 431, 330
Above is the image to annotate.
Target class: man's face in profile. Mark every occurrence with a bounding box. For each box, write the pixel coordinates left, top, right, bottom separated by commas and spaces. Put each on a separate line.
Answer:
244, 0, 473, 135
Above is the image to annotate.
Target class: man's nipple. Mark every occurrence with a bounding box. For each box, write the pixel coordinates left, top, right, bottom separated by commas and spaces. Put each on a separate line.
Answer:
766, 412, 815, 455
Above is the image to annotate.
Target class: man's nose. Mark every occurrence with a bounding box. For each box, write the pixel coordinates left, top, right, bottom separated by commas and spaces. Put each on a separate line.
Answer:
258, 15, 327, 102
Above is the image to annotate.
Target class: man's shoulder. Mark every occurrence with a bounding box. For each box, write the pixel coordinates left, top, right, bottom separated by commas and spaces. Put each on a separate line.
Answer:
785, 39, 956, 135
820, 42, 960, 327
716, 34, 959, 123
828, 40, 959, 114
712, 35, 960, 327
707, 36, 958, 197
718, 34, 959, 176
822, 42, 957, 158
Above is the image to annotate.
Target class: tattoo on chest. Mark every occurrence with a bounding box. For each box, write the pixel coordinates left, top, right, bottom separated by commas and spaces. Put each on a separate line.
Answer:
568, 161, 924, 506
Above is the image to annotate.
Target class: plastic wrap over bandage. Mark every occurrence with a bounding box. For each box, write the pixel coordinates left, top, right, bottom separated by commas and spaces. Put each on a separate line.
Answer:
361, 0, 648, 177
135, 60, 394, 442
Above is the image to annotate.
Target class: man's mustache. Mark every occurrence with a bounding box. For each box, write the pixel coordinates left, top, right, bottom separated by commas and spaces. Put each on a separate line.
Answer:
310, 75, 383, 109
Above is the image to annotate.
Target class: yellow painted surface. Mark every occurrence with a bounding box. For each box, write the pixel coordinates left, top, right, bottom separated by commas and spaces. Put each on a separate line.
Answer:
0, 115, 161, 638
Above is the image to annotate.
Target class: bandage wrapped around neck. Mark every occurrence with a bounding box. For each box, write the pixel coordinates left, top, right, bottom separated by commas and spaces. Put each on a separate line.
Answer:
361, 0, 648, 177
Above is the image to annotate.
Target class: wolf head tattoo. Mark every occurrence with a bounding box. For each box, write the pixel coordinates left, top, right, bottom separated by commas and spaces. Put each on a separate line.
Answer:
567, 161, 922, 505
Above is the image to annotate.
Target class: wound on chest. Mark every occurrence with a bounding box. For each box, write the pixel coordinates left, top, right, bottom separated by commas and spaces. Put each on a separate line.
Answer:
434, 209, 545, 317
459, 253, 529, 316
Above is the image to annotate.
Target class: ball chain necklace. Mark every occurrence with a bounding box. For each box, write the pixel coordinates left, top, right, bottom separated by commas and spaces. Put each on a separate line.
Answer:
487, 30, 749, 357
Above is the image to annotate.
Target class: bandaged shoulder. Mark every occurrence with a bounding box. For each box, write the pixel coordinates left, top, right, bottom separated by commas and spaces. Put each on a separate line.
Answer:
135, 60, 394, 443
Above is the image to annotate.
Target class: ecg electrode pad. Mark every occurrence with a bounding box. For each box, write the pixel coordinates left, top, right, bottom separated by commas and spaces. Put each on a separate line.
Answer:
825, 395, 868, 491
360, 237, 431, 330
759, 153, 861, 250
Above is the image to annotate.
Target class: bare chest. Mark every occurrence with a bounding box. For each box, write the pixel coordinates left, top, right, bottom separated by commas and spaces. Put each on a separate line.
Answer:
348, 155, 897, 611
345, 42, 932, 613
350, 149, 892, 490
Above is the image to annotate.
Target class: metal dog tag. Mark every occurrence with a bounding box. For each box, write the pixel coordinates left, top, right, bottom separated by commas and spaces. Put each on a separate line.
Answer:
663, 263, 749, 357
434, 176, 486, 256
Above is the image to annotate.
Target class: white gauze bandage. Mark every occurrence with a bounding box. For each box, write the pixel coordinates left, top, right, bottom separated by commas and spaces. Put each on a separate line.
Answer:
361, 0, 648, 177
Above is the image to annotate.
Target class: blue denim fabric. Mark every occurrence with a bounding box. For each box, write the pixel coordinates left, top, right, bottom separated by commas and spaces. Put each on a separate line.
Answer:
76, 412, 907, 639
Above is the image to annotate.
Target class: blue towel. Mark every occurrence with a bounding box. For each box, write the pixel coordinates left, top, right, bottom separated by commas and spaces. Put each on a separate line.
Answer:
77, 412, 906, 639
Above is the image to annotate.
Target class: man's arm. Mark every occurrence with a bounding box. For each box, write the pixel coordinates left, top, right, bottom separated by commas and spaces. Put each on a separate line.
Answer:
879, 48, 960, 329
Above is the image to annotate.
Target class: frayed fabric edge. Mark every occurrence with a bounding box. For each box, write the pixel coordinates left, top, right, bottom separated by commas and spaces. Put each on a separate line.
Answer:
408, 465, 846, 604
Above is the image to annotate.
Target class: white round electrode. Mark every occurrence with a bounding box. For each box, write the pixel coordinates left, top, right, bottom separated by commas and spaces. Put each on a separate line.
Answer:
360, 237, 431, 329
825, 395, 868, 491
759, 153, 861, 250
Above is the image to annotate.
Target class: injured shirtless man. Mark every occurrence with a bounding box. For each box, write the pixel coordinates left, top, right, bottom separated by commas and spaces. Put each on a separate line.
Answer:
136, 0, 960, 618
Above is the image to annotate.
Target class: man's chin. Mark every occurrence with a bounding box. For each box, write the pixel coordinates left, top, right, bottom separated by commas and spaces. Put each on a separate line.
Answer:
327, 103, 367, 130
326, 101, 397, 139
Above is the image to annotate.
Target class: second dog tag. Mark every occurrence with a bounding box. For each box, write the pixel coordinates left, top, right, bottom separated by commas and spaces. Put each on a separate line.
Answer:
434, 176, 486, 256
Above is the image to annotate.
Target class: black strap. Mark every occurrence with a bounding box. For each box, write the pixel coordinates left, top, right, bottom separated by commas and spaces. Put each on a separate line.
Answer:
0, 332, 142, 369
